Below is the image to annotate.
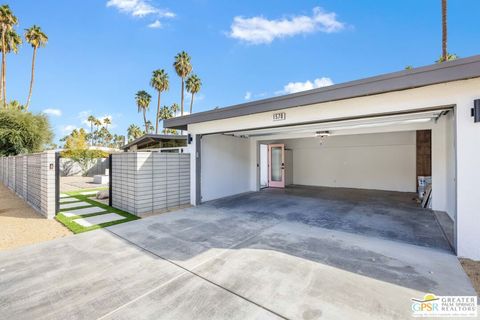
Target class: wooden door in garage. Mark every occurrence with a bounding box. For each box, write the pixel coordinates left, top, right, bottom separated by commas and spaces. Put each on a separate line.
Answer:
416, 130, 432, 191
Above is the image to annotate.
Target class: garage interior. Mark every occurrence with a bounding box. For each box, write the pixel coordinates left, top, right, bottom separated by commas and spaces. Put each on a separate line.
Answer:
200, 107, 456, 252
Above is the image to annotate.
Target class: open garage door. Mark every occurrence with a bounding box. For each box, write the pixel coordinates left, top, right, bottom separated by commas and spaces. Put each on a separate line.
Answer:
198, 106, 456, 251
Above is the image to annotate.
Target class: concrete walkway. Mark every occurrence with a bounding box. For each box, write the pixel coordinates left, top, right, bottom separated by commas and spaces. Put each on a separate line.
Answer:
0, 194, 476, 319
59, 193, 125, 227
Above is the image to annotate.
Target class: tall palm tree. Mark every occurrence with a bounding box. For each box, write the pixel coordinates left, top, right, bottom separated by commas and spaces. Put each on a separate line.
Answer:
98, 127, 110, 146
24, 25, 48, 111
170, 102, 179, 117
158, 105, 172, 134
0, 29, 21, 108
145, 120, 154, 134
103, 117, 111, 130
186, 74, 202, 115
87, 115, 96, 145
173, 51, 192, 116
93, 118, 102, 145
441, 0, 447, 62
135, 90, 151, 134
0, 5, 18, 108
150, 69, 169, 134
113, 134, 125, 148
127, 124, 142, 142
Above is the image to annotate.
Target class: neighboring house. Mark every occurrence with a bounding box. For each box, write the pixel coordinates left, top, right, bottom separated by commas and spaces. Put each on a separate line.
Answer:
122, 134, 188, 152
164, 55, 480, 261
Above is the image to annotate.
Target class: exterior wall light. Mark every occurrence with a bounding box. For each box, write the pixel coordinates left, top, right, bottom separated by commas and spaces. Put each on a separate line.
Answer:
472, 99, 480, 123
315, 131, 331, 137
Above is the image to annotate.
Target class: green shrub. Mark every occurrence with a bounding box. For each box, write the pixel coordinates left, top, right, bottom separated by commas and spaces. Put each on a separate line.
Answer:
0, 109, 53, 156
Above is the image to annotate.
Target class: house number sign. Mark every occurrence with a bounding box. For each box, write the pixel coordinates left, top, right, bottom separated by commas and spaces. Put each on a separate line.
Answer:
273, 112, 286, 121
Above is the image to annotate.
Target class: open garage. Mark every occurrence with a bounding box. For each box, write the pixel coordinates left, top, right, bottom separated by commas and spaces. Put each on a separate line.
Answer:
164, 56, 480, 261
198, 108, 456, 252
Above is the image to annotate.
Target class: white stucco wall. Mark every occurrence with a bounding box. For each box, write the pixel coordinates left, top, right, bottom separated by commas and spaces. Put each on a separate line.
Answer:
454, 98, 480, 260
259, 144, 268, 187
200, 134, 251, 202
188, 78, 480, 260
431, 111, 456, 220
286, 132, 416, 192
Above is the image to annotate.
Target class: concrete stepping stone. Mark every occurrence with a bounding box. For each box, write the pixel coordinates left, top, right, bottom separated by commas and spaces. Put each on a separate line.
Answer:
60, 201, 91, 209
59, 197, 79, 203
73, 213, 125, 227
62, 206, 107, 217
60, 194, 70, 198
80, 191, 99, 196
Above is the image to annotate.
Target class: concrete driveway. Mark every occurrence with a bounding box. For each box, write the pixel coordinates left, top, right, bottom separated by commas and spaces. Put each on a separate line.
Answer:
0, 188, 476, 319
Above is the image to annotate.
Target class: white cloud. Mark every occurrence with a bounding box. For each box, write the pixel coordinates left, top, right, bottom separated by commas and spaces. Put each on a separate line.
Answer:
59, 125, 77, 134
279, 77, 334, 94
244, 91, 252, 100
106, 0, 174, 18
43, 108, 62, 116
148, 20, 162, 28
229, 7, 345, 44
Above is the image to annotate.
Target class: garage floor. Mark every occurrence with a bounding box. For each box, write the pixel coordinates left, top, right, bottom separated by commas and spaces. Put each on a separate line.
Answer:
0, 187, 475, 319
215, 185, 453, 251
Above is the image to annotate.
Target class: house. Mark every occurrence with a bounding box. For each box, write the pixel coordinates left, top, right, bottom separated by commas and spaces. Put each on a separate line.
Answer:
122, 134, 187, 152
164, 55, 480, 261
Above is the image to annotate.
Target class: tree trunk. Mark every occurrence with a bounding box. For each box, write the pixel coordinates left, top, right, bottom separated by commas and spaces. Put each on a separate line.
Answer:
155, 92, 161, 134
180, 78, 184, 116
189, 93, 194, 115
25, 47, 37, 111
442, 0, 447, 61
143, 109, 148, 133
1, 28, 6, 108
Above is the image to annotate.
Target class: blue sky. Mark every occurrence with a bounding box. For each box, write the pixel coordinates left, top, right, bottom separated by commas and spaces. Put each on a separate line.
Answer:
5, 0, 480, 143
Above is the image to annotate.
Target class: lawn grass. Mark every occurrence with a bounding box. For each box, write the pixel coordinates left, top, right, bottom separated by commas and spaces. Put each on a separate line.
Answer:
56, 188, 139, 234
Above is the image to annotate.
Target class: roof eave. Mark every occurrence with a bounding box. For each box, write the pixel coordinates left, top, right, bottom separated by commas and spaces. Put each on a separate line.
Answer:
163, 55, 480, 130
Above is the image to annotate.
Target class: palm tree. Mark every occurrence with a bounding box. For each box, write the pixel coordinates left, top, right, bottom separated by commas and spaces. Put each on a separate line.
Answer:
173, 51, 192, 116
150, 69, 169, 134
103, 117, 111, 130
0, 5, 18, 108
98, 127, 109, 146
127, 124, 142, 142
135, 90, 152, 133
93, 118, 102, 145
7, 99, 24, 111
170, 102, 179, 117
145, 120, 154, 134
186, 74, 202, 114
87, 115, 96, 145
441, 0, 447, 62
113, 134, 125, 148
158, 105, 172, 134
0, 29, 21, 108
24, 25, 48, 111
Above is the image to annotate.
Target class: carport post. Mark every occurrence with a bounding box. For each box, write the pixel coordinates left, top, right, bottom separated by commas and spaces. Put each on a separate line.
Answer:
195, 134, 202, 205
108, 154, 112, 207
55, 152, 60, 215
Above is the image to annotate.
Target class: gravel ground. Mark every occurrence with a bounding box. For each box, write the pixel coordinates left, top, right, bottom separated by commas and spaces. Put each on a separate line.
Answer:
460, 258, 480, 296
0, 184, 72, 251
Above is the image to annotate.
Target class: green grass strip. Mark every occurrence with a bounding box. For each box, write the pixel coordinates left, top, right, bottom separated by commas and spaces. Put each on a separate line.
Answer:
56, 190, 139, 234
